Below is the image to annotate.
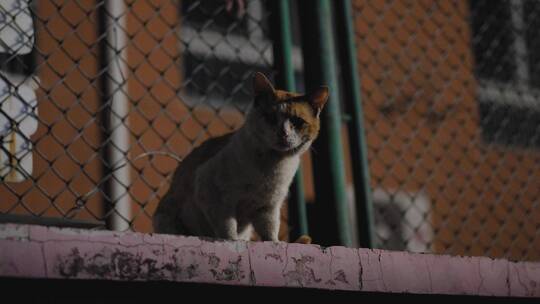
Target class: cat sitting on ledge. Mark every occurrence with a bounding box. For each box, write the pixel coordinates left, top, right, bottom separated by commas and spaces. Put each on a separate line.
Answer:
153, 72, 328, 244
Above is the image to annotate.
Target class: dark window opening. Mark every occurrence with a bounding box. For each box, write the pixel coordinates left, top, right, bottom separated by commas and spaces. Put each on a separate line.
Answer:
181, 0, 250, 36
525, 0, 540, 86
479, 101, 540, 148
469, 0, 515, 83
183, 53, 271, 106
469, 0, 540, 148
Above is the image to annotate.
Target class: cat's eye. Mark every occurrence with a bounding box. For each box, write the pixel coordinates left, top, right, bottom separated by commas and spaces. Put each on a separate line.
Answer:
290, 116, 306, 128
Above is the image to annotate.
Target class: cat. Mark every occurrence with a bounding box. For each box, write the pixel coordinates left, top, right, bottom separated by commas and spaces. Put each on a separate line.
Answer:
153, 72, 328, 242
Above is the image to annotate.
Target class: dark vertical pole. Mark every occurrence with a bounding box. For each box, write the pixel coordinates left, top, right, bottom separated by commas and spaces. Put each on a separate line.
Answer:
299, 0, 352, 247
97, 1, 114, 229
270, 0, 309, 240
334, 0, 374, 248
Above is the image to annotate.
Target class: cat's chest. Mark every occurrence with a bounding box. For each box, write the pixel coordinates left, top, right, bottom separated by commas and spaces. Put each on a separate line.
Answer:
221, 157, 299, 202
231, 166, 293, 194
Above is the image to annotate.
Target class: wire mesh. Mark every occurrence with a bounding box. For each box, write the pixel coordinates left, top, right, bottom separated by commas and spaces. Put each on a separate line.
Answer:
1, 0, 539, 263
0, 0, 274, 233
353, 0, 540, 261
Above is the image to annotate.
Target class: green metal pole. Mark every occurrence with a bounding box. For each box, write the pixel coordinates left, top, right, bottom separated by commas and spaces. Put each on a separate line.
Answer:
269, 0, 309, 240
299, 0, 352, 246
334, 0, 375, 248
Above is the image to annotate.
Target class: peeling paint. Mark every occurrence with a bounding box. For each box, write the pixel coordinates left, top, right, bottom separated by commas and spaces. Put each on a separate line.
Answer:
0, 224, 539, 298
205, 253, 221, 268
265, 253, 283, 262
210, 256, 245, 281
53, 246, 200, 281
284, 256, 322, 287
334, 270, 348, 284
56, 248, 85, 278
0, 224, 29, 240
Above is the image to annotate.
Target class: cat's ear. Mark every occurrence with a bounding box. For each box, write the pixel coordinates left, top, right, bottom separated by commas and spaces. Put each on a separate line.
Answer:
253, 72, 275, 97
307, 86, 329, 115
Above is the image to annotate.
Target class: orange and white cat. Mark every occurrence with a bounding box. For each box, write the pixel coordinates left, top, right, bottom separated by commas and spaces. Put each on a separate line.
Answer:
153, 72, 328, 242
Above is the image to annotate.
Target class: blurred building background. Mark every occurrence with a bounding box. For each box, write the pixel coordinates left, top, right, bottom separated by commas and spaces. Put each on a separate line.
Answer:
0, 0, 538, 262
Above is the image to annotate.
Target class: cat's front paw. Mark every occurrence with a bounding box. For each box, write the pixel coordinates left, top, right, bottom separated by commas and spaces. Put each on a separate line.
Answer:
293, 235, 312, 244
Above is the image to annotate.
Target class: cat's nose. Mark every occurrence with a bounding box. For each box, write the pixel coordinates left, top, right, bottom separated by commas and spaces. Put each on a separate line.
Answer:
276, 130, 288, 142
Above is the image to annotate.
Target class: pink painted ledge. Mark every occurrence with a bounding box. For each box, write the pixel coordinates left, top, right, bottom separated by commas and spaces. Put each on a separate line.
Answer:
0, 224, 538, 297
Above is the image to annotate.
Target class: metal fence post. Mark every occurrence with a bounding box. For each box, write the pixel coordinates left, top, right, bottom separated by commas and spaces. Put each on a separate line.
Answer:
334, 0, 375, 248
269, 0, 309, 240
98, 0, 131, 231
299, 0, 352, 247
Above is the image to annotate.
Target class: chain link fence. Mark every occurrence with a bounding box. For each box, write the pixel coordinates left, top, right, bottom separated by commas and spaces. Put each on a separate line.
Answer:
353, 0, 540, 261
1, 0, 539, 262
0, 0, 276, 232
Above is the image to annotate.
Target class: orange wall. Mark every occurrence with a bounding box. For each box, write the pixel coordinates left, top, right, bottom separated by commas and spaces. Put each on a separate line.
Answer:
354, 0, 540, 260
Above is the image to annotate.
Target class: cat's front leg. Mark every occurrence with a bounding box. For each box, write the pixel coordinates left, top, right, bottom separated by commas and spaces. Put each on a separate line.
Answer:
252, 206, 280, 242
196, 174, 239, 240
204, 205, 239, 240
212, 215, 239, 240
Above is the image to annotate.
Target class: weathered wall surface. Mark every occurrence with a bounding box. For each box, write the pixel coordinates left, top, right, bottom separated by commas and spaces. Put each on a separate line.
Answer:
0, 224, 538, 297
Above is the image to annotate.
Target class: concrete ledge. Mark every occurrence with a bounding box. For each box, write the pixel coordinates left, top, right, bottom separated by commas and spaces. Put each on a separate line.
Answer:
0, 224, 538, 297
